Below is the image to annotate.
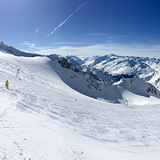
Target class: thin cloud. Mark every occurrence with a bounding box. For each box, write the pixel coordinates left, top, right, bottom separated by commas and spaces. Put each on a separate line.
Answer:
30, 43, 35, 48
88, 33, 126, 38
35, 28, 39, 34
88, 33, 127, 43
47, 3, 86, 36
20, 41, 35, 48
88, 33, 111, 36
52, 42, 93, 45
33, 43, 160, 58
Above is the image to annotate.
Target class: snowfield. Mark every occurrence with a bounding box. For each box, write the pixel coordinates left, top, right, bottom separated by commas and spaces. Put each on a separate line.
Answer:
0, 51, 160, 160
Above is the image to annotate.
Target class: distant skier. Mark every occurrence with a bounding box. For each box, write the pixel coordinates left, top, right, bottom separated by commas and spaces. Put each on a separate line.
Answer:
16, 69, 20, 78
123, 100, 128, 106
5, 80, 9, 89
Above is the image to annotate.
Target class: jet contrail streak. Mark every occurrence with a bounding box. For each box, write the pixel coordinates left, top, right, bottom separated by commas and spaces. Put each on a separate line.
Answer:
47, 3, 86, 36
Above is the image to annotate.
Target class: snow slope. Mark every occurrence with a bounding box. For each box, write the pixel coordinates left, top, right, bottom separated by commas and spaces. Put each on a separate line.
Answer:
57, 56, 160, 103
0, 49, 160, 159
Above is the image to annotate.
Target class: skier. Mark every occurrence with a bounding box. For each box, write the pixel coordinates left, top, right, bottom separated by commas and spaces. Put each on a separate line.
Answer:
5, 80, 9, 89
16, 69, 20, 78
124, 100, 128, 106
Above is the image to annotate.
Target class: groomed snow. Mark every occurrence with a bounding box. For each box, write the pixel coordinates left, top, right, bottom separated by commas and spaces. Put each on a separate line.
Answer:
0, 52, 160, 160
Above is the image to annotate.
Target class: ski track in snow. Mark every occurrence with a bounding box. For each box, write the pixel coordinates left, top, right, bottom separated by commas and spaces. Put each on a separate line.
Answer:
0, 52, 160, 159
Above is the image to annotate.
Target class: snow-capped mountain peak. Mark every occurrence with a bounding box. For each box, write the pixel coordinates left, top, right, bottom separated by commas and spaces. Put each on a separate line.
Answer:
66, 54, 160, 88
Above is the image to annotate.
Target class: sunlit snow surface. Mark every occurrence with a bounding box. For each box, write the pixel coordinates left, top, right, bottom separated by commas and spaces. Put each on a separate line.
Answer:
0, 52, 160, 160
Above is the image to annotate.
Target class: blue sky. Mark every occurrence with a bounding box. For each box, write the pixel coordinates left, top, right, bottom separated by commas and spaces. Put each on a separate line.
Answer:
1, 0, 160, 57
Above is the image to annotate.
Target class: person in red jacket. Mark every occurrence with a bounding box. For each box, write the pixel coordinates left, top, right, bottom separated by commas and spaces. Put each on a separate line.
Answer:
5, 80, 9, 89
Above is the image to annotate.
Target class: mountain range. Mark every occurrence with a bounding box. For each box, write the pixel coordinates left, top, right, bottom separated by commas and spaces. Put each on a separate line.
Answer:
66, 54, 160, 89
1, 42, 160, 159
0, 42, 160, 103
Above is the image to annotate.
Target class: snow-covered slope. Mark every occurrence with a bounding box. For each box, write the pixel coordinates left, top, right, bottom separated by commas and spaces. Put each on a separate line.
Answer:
118, 76, 160, 98
53, 55, 160, 103
54, 57, 122, 102
1, 43, 160, 159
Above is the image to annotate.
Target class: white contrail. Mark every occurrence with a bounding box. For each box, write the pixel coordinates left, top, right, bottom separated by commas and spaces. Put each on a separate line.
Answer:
47, 3, 86, 36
